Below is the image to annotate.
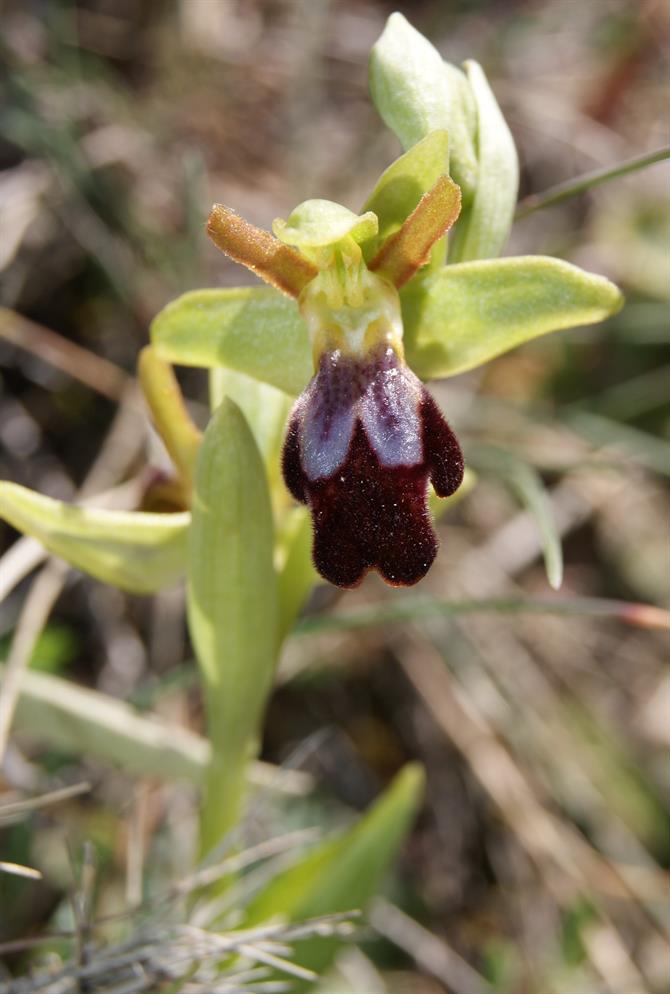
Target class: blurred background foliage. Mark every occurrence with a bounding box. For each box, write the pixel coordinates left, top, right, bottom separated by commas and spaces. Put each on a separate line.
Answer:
0, 0, 668, 991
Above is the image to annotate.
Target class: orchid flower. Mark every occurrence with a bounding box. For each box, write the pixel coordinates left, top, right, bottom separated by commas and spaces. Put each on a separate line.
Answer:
1, 13, 623, 601
204, 186, 465, 588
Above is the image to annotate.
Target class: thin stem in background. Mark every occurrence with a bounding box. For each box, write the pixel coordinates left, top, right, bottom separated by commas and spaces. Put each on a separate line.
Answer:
516, 145, 670, 218
294, 596, 670, 636
0, 560, 68, 765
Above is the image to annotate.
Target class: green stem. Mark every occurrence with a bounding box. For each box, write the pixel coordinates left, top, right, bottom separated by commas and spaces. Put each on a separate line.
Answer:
515, 145, 670, 219
138, 346, 202, 496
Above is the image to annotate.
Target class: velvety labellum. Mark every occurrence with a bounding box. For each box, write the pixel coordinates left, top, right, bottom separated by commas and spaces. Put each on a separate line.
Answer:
282, 346, 463, 588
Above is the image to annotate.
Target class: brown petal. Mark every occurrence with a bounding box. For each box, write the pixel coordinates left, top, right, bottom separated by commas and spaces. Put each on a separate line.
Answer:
368, 176, 461, 289
206, 204, 318, 298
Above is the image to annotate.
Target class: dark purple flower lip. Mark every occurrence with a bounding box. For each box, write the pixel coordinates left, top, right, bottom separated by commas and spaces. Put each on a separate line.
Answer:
282, 345, 464, 588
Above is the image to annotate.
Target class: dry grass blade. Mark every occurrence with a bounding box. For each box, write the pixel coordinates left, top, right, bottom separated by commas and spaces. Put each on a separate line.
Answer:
0, 913, 358, 994
370, 898, 492, 994
0, 560, 69, 765
399, 632, 655, 994
0, 537, 47, 606
0, 781, 91, 825
0, 308, 131, 403
0, 861, 42, 881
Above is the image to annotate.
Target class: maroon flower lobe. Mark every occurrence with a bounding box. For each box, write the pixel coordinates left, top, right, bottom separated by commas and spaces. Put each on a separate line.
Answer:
282, 345, 464, 588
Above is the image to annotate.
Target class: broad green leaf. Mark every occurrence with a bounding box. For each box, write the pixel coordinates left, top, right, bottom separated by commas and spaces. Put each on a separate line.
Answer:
1, 663, 309, 794
188, 398, 279, 852
369, 13, 477, 199
401, 256, 624, 380
276, 506, 318, 641
273, 200, 377, 249
448, 60, 519, 262
360, 130, 450, 259
0, 482, 189, 594
244, 764, 425, 986
209, 366, 293, 495
151, 287, 312, 397
472, 447, 563, 589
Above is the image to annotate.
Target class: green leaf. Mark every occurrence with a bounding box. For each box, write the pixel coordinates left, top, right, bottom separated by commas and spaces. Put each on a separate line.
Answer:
448, 60, 519, 262
209, 367, 293, 493
360, 130, 450, 259
401, 256, 624, 380
245, 764, 425, 985
188, 398, 279, 852
0, 482, 189, 594
151, 288, 312, 397
273, 200, 377, 249
368, 13, 477, 199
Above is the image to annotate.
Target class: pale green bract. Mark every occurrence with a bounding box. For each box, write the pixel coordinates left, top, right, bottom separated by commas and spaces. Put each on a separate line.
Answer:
369, 12, 478, 201
187, 397, 279, 853
0, 482, 189, 594
448, 60, 519, 262
369, 12, 518, 260
209, 365, 293, 488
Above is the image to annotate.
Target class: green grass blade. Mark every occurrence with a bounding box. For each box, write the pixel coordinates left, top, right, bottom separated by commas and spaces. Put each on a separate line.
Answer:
245, 764, 425, 987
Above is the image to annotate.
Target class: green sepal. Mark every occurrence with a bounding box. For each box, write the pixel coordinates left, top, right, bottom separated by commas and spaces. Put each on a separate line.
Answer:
369, 13, 477, 200
244, 764, 425, 986
448, 60, 519, 262
401, 256, 624, 380
0, 482, 189, 594
151, 287, 311, 396
273, 200, 378, 250
187, 398, 279, 853
360, 130, 450, 261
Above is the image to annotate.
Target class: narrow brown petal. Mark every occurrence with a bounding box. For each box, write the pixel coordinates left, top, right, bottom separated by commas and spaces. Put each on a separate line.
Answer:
368, 176, 461, 288
206, 204, 318, 298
